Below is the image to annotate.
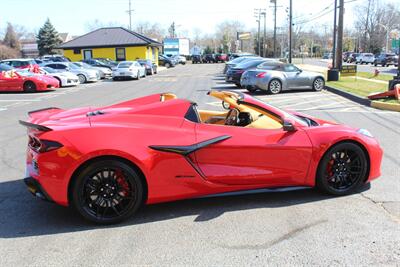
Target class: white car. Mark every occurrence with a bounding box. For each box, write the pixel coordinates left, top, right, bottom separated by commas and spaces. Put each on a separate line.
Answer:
44, 62, 99, 83
40, 67, 79, 87
112, 61, 146, 80
72, 62, 112, 79
356, 53, 375, 64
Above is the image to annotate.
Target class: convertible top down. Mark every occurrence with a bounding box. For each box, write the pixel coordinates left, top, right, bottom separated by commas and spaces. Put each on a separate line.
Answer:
20, 90, 382, 224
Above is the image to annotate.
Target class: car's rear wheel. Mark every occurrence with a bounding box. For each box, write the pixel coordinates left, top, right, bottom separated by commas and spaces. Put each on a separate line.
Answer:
23, 81, 36, 92
313, 77, 325, 91
71, 159, 144, 224
77, 74, 86, 84
165, 63, 171, 68
268, 79, 282, 94
316, 142, 368, 195
136, 71, 140, 80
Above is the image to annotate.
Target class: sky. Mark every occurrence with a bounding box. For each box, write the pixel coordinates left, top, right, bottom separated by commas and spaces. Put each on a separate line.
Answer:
0, 0, 393, 38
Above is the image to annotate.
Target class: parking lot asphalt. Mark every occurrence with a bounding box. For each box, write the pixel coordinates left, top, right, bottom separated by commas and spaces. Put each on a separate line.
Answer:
0, 63, 399, 266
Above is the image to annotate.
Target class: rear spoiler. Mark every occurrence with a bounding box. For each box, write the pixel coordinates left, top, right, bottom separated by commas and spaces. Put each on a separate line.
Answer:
19, 120, 52, 132
28, 107, 60, 117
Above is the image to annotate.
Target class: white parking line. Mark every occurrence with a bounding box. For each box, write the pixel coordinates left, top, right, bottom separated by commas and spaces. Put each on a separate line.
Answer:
0, 108, 7, 111
0, 99, 41, 102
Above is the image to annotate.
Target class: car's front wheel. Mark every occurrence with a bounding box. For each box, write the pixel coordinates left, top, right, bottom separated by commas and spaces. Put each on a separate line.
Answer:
77, 74, 86, 84
165, 63, 171, 68
313, 77, 325, 91
268, 79, 282, 94
316, 142, 368, 195
71, 159, 144, 224
23, 81, 36, 92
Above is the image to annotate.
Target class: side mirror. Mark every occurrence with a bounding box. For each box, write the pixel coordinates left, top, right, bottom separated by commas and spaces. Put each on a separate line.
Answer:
297, 69, 303, 74
283, 120, 297, 132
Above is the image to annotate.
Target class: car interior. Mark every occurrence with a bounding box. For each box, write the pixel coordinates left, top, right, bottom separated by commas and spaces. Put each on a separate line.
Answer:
160, 91, 283, 130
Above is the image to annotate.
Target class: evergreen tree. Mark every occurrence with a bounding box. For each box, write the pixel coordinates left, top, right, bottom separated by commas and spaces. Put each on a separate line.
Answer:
3, 22, 20, 50
36, 18, 62, 55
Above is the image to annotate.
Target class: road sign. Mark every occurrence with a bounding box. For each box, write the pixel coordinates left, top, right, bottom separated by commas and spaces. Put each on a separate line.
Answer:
392, 39, 400, 48
237, 32, 251, 40
340, 65, 357, 76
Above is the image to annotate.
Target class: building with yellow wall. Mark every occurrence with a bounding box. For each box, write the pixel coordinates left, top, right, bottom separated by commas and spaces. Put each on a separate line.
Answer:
59, 27, 161, 65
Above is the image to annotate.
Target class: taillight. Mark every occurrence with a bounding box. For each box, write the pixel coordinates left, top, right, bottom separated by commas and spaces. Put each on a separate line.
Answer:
256, 72, 267, 78
29, 136, 63, 153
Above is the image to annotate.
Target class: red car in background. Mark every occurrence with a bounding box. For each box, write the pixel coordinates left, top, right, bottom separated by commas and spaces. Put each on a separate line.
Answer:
20, 90, 382, 224
0, 58, 39, 71
215, 53, 229, 62
0, 70, 59, 92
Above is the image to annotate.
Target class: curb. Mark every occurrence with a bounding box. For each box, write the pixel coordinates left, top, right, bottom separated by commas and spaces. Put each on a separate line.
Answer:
371, 101, 400, 112
324, 85, 371, 106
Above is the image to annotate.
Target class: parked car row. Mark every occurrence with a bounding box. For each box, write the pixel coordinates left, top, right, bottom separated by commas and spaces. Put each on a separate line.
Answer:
0, 56, 166, 92
191, 53, 230, 64
344, 52, 398, 67
222, 55, 325, 95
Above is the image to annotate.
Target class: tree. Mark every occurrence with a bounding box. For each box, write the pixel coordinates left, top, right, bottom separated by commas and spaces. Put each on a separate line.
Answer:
36, 18, 62, 56
3, 22, 20, 50
85, 19, 121, 32
0, 44, 20, 60
135, 22, 166, 41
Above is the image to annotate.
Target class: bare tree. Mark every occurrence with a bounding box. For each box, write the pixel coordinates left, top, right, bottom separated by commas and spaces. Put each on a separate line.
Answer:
84, 19, 122, 32
354, 1, 400, 53
134, 22, 166, 41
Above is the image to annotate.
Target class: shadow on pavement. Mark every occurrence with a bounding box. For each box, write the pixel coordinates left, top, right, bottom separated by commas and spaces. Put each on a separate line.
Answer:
0, 178, 370, 238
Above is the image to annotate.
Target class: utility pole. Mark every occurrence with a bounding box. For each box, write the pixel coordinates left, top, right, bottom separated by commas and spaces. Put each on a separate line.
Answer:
336, 0, 344, 70
271, 0, 277, 58
127, 0, 134, 30
364, 0, 372, 52
332, 0, 337, 69
254, 9, 261, 56
262, 11, 267, 57
288, 0, 292, 63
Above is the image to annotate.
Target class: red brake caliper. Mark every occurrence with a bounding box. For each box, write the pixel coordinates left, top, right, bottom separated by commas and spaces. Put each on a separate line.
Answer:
115, 169, 130, 197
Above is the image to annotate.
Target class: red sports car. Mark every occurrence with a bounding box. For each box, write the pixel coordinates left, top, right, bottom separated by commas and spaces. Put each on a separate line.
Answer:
0, 70, 59, 92
20, 90, 382, 224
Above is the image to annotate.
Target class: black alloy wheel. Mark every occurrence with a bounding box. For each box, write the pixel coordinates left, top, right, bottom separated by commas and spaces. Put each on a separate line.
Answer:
72, 160, 144, 224
317, 142, 368, 195
23, 81, 37, 92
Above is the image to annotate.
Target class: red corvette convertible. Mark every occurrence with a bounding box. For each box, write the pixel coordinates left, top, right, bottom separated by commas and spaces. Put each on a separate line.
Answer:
20, 90, 382, 224
0, 70, 59, 92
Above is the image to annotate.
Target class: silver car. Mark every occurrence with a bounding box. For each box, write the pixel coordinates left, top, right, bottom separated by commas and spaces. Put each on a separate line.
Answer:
241, 62, 325, 94
44, 62, 99, 84
72, 62, 112, 79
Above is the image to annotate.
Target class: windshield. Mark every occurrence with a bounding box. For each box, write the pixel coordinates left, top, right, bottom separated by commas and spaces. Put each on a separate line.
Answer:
249, 96, 308, 126
236, 59, 266, 69
42, 67, 56, 73
118, 62, 133, 68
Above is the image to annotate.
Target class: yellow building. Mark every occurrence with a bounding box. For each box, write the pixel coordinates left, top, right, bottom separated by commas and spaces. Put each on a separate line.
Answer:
59, 27, 161, 65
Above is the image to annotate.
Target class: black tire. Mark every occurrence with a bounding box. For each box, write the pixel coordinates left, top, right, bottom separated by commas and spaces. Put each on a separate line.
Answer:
54, 77, 62, 87
23, 81, 36, 92
316, 142, 368, 195
313, 77, 325, 91
165, 63, 171, 68
247, 87, 257, 93
71, 159, 144, 224
374, 62, 377, 66
268, 79, 282, 94
77, 74, 86, 84
235, 83, 242, 88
